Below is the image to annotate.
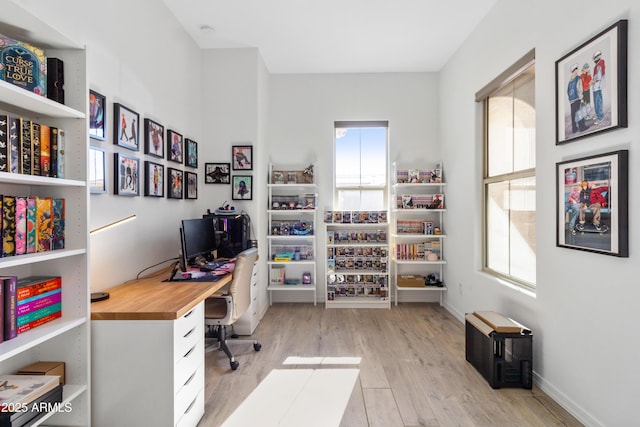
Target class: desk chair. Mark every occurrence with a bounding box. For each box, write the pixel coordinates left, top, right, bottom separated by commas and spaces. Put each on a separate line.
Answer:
205, 247, 261, 370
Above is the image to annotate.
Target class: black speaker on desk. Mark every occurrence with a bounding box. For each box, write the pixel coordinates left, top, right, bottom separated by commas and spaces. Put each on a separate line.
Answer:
204, 212, 250, 257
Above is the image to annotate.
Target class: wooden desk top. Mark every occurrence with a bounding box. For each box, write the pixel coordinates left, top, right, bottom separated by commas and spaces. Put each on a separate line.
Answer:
90, 270, 232, 321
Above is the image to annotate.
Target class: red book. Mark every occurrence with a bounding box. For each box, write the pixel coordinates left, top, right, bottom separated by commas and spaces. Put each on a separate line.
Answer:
17, 311, 61, 334
17, 289, 61, 317
17, 276, 61, 301
2, 276, 17, 340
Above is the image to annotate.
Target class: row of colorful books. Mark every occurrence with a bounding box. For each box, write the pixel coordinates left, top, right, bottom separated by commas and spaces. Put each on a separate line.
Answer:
1, 276, 62, 342
0, 114, 65, 177
395, 241, 441, 260
1, 195, 65, 257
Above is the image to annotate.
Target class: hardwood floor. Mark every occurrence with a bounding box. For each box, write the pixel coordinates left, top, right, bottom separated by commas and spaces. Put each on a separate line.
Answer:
199, 303, 583, 427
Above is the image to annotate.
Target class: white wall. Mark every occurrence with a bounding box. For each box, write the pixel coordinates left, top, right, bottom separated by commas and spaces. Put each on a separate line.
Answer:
440, 1, 640, 425
267, 73, 439, 302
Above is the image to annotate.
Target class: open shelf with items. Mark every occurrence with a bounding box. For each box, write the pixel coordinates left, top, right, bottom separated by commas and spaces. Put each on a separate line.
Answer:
325, 211, 390, 309
0, 2, 90, 425
391, 162, 447, 306
267, 163, 317, 305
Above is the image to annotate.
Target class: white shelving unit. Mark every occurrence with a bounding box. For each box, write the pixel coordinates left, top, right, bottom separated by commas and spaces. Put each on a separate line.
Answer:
267, 164, 317, 305
325, 213, 390, 309
391, 162, 447, 306
0, 1, 90, 425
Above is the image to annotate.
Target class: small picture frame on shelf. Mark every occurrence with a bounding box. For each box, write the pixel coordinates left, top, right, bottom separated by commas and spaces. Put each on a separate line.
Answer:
144, 118, 164, 158
185, 171, 197, 199
89, 146, 106, 193
114, 152, 140, 196
232, 175, 252, 200
167, 167, 183, 199
205, 162, 230, 184
272, 171, 285, 184
167, 129, 183, 163
89, 90, 106, 141
113, 103, 140, 151
286, 171, 297, 184
144, 160, 164, 197
185, 138, 198, 168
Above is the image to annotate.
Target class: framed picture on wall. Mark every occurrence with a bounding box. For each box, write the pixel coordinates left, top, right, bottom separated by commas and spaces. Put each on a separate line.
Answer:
232, 175, 252, 200
89, 90, 106, 141
113, 103, 140, 151
167, 129, 183, 163
232, 145, 253, 170
114, 153, 140, 196
89, 146, 106, 193
555, 19, 628, 144
185, 138, 198, 168
185, 171, 197, 199
205, 162, 230, 184
167, 167, 183, 199
144, 160, 164, 197
144, 119, 165, 158
556, 150, 628, 257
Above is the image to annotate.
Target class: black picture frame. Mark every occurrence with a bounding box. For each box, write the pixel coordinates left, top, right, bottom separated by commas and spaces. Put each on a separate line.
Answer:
185, 171, 198, 199
167, 167, 183, 199
144, 118, 164, 158
185, 138, 198, 168
204, 162, 230, 184
555, 19, 627, 144
144, 160, 164, 197
113, 103, 140, 151
556, 149, 628, 257
89, 89, 106, 141
114, 152, 140, 196
232, 175, 252, 200
167, 129, 183, 163
232, 145, 253, 170
89, 146, 106, 193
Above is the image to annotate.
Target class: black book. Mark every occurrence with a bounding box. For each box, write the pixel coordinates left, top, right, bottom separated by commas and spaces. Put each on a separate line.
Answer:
31, 122, 41, 176
0, 115, 7, 172
20, 119, 31, 176
49, 127, 58, 178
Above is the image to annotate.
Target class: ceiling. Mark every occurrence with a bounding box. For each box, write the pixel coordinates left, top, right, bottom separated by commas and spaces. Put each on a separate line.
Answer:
163, 0, 497, 74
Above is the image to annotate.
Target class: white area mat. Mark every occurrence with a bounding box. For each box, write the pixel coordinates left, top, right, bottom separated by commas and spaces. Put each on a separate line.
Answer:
222, 368, 360, 427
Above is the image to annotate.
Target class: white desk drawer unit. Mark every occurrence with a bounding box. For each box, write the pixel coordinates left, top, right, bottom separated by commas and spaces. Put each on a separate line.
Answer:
234, 261, 260, 335
92, 302, 205, 426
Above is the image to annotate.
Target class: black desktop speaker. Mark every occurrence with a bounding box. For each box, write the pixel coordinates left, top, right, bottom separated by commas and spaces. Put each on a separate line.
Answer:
204, 212, 250, 257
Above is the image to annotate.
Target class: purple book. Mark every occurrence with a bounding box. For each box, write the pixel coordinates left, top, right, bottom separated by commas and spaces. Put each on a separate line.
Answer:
2, 276, 17, 340
17, 289, 62, 317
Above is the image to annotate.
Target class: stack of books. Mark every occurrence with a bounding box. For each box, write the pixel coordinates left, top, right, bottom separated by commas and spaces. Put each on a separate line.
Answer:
0, 374, 63, 426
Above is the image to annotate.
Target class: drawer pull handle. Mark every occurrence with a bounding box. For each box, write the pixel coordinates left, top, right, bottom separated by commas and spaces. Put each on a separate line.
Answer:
183, 326, 196, 338
184, 345, 196, 358
184, 371, 196, 387
184, 309, 194, 318
184, 396, 197, 415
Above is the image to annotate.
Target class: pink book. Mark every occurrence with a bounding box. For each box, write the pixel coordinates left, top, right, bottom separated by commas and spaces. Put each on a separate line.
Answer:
15, 197, 27, 255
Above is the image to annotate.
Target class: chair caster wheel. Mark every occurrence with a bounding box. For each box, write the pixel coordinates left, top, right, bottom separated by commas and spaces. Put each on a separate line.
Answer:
254, 343, 262, 351
230, 361, 240, 370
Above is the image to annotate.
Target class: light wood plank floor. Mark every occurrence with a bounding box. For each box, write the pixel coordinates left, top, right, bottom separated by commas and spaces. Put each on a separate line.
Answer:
199, 303, 583, 427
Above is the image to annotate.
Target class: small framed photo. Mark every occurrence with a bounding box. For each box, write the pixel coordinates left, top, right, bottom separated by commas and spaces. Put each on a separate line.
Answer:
185, 138, 198, 168
232, 175, 252, 200
167, 129, 183, 163
185, 171, 198, 199
272, 171, 285, 184
167, 167, 183, 199
89, 146, 107, 193
232, 145, 253, 170
114, 153, 140, 196
144, 160, 164, 197
286, 172, 297, 184
113, 103, 140, 151
144, 119, 164, 158
555, 19, 628, 144
556, 150, 628, 257
205, 162, 230, 184
89, 90, 106, 141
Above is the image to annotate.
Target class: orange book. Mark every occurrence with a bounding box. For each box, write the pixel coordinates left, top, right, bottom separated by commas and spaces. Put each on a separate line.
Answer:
40, 124, 51, 177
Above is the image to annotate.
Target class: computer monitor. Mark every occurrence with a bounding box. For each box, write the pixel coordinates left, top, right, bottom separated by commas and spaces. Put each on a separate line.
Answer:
179, 218, 217, 271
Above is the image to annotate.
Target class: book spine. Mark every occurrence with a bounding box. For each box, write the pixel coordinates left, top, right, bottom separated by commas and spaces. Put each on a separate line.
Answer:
20, 119, 31, 176
36, 197, 52, 252
0, 115, 7, 172
3, 277, 17, 340
14, 196, 27, 255
49, 126, 58, 178
2, 195, 16, 257
52, 199, 65, 250
26, 197, 36, 254
17, 277, 61, 301
40, 124, 51, 177
17, 290, 61, 317
17, 311, 61, 334
0, 196, 3, 257
8, 117, 21, 174
31, 122, 41, 176
57, 129, 65, 178
17, 302, 61, 326
0, 278, 3, 342
18, 286, 61, 305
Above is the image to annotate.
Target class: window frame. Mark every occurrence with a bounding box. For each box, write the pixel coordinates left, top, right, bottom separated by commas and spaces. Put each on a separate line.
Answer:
477, 50, 536, 290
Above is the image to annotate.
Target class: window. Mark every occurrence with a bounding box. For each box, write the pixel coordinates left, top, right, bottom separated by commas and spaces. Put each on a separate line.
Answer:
477, 51, 536, 289
334, 121, 388, 210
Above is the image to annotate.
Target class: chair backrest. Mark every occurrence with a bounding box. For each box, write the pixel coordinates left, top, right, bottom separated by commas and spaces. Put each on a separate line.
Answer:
228, 247, 258, 323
